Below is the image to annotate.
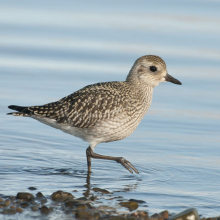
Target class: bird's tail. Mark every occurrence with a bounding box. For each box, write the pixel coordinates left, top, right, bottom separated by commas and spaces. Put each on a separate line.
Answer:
7, 105, 31, 116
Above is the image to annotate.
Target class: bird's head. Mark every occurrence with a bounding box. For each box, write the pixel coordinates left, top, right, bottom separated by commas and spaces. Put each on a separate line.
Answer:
126, 55, 182, 87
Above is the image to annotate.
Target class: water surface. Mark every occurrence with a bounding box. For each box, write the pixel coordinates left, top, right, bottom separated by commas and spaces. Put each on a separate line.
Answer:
0, 0, 220, 217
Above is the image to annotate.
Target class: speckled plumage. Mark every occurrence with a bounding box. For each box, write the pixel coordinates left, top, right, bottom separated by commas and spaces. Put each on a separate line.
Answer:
7, 55, 182, 174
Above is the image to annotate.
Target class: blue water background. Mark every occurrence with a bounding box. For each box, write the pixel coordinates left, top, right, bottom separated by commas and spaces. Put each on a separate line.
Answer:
0, 0, 220, 217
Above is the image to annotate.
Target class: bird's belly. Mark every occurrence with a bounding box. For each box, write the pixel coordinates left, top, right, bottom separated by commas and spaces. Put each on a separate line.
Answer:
32, 108, 147, 148
32, 116, 100, 143
91, 111, 145, 143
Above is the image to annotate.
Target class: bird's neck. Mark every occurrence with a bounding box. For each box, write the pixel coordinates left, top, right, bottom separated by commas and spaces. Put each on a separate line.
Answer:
138, 83, 153, 105
127, 80, 153, 105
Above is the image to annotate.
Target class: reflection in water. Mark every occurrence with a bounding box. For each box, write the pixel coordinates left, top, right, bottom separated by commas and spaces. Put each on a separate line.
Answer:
21, 166, 142, 206
84, 172, 91, 197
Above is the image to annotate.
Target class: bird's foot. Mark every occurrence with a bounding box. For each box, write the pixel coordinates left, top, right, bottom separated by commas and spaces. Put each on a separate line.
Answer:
116, 157, 139, 174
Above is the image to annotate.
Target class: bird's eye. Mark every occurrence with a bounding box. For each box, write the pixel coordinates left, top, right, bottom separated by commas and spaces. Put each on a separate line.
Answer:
150, 66, 157, 72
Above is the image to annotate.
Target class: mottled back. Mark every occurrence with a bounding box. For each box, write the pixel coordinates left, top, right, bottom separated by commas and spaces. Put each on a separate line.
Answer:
25, 81, 137, 128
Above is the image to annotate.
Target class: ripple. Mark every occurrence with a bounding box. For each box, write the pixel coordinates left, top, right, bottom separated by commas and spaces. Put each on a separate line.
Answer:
23, 167, 88, 178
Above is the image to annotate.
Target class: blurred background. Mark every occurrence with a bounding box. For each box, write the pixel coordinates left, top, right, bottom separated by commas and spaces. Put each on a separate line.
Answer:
0, 0, 220, 217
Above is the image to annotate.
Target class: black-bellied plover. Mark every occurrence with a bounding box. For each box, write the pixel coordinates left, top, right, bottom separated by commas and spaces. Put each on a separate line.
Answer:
7, 55, 181, 174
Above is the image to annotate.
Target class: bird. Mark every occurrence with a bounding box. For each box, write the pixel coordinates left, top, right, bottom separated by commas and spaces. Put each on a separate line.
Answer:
7, 55, 182, 174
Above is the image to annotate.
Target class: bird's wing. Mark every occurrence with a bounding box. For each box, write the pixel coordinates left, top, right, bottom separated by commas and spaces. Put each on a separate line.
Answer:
27, 83, 136, 128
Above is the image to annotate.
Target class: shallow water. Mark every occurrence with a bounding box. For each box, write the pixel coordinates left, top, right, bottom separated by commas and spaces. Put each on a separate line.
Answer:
0, 0, 220, 218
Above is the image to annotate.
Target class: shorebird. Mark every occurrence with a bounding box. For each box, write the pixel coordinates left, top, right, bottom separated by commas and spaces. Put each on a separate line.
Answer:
7, 55, 181, 174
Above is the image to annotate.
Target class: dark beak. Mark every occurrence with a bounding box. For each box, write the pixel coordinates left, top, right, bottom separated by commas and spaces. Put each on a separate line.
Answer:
165, 74, 182, 85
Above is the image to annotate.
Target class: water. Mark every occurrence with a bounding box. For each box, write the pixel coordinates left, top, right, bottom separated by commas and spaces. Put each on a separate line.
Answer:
0, 0, 220, 217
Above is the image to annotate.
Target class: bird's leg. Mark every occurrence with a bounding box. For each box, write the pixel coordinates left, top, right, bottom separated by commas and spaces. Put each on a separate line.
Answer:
85, 149, 91, 195
86, 146, 139, 174
86, 147, 92, 173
